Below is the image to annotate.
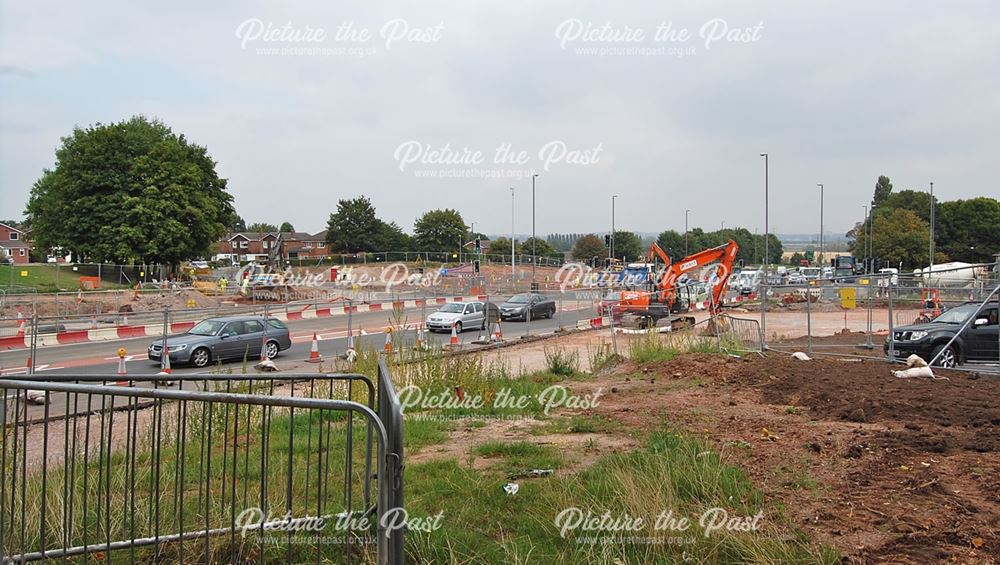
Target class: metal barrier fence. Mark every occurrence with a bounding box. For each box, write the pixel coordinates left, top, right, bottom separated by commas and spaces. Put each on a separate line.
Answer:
0, 369, 405, 564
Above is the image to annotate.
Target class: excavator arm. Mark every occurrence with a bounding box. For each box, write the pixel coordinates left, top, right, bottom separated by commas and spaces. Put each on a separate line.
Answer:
620, 239, 739, 321
659, 239, 739, 314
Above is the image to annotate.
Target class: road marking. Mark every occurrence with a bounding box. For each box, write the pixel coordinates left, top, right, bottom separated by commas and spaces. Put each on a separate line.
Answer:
1, 364, 64, 376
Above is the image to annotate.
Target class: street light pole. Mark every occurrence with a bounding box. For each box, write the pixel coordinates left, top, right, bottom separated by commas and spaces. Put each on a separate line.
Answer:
510, 187, 515, 284
817, 183, 824, 266
759, 153, 769, 270
531, 173, 539, 284
611, 195, 618, 261
759, 152, 769, 341
862, 205, 868, 272
929, 181, 935, 270
684, 209, 690, 256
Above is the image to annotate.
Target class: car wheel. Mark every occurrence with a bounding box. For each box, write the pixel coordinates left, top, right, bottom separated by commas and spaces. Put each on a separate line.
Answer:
931, 344, 958, 368
455, 321, 463, 333
191, 347, 211, 368
264, 340, 279, 359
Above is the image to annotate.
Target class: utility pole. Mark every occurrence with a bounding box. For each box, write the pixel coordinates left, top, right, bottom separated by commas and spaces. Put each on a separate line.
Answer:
759, 152, 769, 341
531, 173, 539, 285
862, 205, 868, 272
510, 187, 515, 284
759, 153, 769, 270
684, 209, 690, 256
817, 183, 824, 265
610, 195, 618, 261
929, 181, 935, 271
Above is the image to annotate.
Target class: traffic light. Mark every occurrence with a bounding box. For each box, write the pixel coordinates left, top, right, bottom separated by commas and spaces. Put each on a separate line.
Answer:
475, 237, 481, 252
474, 260, 481, 274
604, 234, 611, 246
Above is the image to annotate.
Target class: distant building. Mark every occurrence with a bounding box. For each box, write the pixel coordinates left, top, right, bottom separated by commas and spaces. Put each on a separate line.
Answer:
0, 222, 30, 264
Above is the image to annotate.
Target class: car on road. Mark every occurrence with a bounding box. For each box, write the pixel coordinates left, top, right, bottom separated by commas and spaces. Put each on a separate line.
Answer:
499, 293, 556, 321
148, 316, 292, 368
884, 302, 999, 367
425, 301, 488, 332
787, 272, 806, 285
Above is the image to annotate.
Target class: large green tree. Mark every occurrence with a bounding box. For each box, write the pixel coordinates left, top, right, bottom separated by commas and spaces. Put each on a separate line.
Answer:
413, 209, 466, 252
872, 175, 893, 207
325, 197, 384, 253
571, 234, 607, 261
279, 221, 295, 233
610, 231, 643, 262
520, 237, 560, 258
937, 197, 1000, 262
856, 208, 931, 269
25, 116, 235, 265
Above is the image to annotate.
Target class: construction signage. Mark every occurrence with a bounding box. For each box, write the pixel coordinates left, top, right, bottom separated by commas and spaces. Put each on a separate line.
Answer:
840, 287, 856, 309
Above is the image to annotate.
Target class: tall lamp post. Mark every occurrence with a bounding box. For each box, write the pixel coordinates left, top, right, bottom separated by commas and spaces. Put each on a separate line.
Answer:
759, 153, 769, 270
817, 183, 824, 265
862, 205, 868, 272
929, 181, 935, 271
759, 152, 769, 340
531, 173, 539, 284
684, 209, 690, 256
509, 187, 515, 284
611, 195, 618, 261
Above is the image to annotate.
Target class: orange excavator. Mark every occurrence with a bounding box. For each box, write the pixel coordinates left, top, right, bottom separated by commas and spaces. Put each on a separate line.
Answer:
619, 239, 740, 328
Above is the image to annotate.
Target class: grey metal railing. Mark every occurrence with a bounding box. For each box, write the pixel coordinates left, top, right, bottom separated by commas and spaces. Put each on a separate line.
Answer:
0, 370, 405, 564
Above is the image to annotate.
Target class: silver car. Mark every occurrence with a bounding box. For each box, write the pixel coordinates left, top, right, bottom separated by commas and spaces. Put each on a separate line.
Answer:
425, 302, 487, 332
148, 316, 292, 368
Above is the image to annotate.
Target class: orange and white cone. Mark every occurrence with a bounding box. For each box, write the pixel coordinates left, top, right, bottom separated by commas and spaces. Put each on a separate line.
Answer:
15, 308, 24, 337
133, 282, 141, 301
449, 322, 459, 347
305, 333, 322, 363
157, 345, 174, 386
494, 318, 503, 342
384, 327, 393, 354
115, 350, 133, 387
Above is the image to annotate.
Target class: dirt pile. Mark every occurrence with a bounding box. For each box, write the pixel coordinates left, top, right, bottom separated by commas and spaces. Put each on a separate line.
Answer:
571, 353, 999, 563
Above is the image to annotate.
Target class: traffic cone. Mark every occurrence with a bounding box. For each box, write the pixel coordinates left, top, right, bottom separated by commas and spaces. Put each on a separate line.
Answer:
305, 333, 322, 363
449, 322, 459, 347
90, 315, 97, 330
384, 327, 393, 354
76, 289, 83, 304
115, 354, 134, 386
15, 308, 24, 337
156, 345, 174, 386
494, 318, 503, 342
133, 282, 141, 301
160, 345, 172, 374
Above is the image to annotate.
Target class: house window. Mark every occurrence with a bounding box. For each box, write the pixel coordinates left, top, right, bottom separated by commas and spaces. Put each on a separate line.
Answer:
10, 232, 18, 240
231, 241, 238, 249
262, 241, 269, 249
19, 249, 25, 256
241, 241, 249, 248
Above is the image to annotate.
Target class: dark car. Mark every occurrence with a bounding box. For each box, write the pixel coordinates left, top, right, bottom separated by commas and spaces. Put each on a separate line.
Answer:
884, 302, 999, 367
499, 293, 556, 321
148, 316, 292, 368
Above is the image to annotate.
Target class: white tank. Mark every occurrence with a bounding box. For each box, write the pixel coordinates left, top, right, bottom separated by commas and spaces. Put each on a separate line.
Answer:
916, 262, 976, 287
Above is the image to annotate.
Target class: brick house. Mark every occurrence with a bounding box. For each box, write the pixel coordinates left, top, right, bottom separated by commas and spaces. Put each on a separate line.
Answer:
213, 231, 331, 263
0, 222, 30, 264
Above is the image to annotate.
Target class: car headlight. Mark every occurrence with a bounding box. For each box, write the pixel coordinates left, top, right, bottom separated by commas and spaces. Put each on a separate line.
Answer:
909, 331, 928, 341
168, 343, 189, 351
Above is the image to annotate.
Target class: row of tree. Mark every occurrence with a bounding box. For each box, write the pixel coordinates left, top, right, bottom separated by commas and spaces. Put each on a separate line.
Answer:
849, 175, 1000, 268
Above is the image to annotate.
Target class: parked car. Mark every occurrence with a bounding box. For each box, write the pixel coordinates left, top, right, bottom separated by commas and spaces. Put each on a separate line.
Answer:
884, 302, 999, 367
425, 301, 487, 332
499, 293, 556, 321
787, 272, 806, 285
148, 316, 292, 368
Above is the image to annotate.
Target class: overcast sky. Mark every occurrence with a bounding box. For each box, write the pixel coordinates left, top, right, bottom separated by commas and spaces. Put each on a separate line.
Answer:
2, 1, 997, 239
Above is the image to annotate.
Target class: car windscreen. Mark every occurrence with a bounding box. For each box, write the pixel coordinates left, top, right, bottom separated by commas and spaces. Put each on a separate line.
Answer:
190, 320, 225, 336
930, 304, 978, 324
266, 319, 287, 330
439, 304, 464, 313
507, 294, 530, 303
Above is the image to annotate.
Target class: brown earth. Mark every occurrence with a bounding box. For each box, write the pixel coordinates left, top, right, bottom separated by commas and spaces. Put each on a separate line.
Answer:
566, 353, 1000, 564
